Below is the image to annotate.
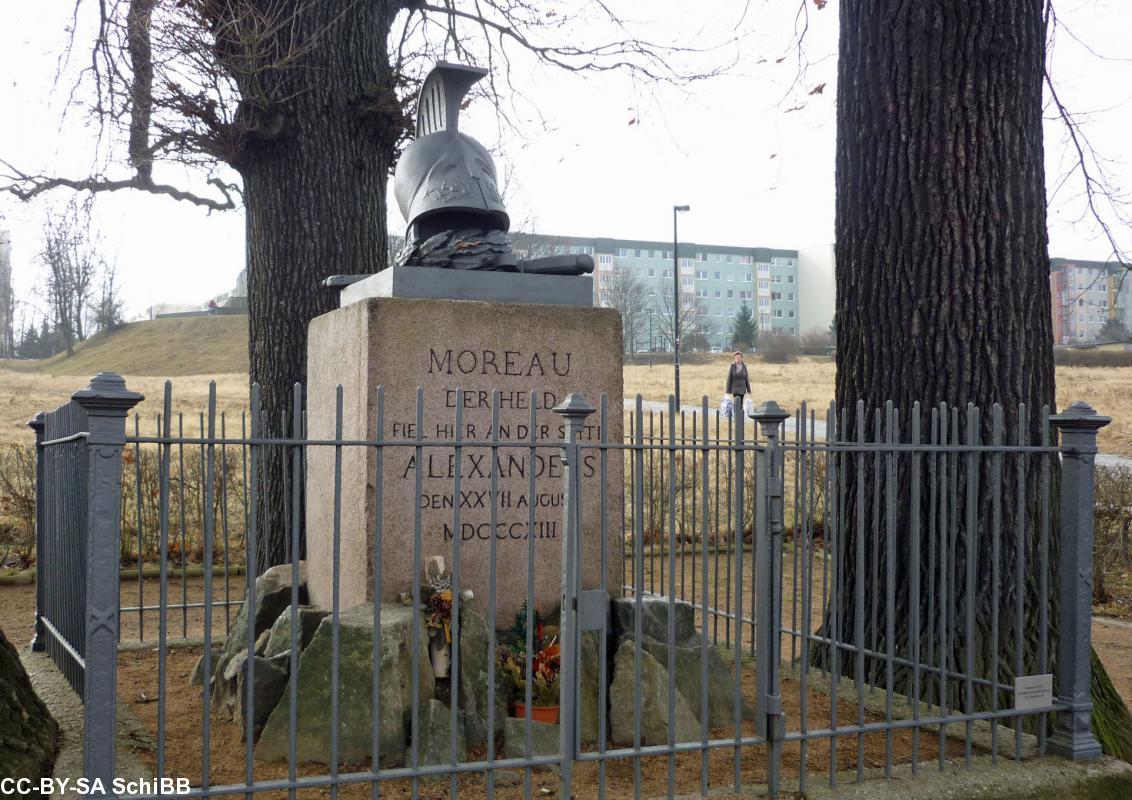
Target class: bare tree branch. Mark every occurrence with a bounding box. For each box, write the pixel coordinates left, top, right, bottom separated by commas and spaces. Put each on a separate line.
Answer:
1, 160, 240, 211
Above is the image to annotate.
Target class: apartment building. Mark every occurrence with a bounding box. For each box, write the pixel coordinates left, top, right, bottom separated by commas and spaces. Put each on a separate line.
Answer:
512, 233, 800, 350
1049, 257, 1131, 343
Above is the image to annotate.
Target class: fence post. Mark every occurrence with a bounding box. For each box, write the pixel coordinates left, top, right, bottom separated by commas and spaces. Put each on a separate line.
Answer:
750, 400, 790, 795
1048, 400, 1109, 761
553, 392, 596, 794
28, 411, 46, 653
72, 373, 144, 787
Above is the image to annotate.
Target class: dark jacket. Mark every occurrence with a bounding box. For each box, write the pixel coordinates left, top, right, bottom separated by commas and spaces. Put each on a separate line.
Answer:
726, 362, 751, 396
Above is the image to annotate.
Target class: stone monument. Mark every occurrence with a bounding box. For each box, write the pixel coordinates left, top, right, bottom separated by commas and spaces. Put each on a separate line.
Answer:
306, 62, 623, 624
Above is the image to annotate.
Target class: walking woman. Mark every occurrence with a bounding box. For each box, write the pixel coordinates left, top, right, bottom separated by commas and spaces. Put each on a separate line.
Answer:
726, 350, 751, 414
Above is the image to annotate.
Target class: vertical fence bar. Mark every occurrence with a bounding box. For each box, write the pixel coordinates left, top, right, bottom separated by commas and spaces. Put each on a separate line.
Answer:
964, 405, 979, 768
292, 383, 305, 800
854, 401, 866, 782
910, 403, 922, 773
799, 404, 813, 795
245, 385, 262, 800
731, 403, 746, 794
29, 413, 46, 652
714, 410, 721, 647
411, 388, 425, 800
178, 413, 188, 639
597, 393, 609, 800
1038, 405, 1051, 756
937, 403, 949, 770
926, 408, 938, 711
221, 412, 232, 634
73, 373, 144, 789
990, 404, 1003, 763
884, 402, 897, 776
699, 396, 711, 799
156, 383, 173, 780
828, 404, 842, 788
521, 392, 536, 800
450, 391, 465, 798
553, 394, 595, 799
667, 396, 678, 799
485, 390, 500, 799
870, 409, 882, 691
1047, 402, 1109, 760
134, 415, 144, 642
1013, 404, 1027, 760
633, 396, 645, 799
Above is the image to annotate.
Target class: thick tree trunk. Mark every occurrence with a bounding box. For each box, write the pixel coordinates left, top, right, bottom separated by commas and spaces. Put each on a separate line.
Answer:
826, 0, 1132, 758
227, 1, 404, 571
0, 626, 59, 780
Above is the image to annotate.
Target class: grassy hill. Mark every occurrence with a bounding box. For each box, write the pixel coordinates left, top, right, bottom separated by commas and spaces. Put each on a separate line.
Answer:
17, 315, 249, 376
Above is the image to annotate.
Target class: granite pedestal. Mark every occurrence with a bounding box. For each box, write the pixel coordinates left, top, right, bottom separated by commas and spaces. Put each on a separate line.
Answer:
305, 291, 623, 624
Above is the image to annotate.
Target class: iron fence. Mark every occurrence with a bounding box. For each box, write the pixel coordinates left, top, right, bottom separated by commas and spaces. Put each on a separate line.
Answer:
31, 373, 1109, 799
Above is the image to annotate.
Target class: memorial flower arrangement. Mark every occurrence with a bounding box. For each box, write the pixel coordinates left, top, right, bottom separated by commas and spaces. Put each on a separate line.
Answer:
498, 603, 561, 718
421, 556, 454, 677
425, 588, 454, 643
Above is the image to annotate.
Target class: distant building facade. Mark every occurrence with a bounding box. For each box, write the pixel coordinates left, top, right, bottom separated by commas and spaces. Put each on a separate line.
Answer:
1050, 258, 1131, 343
512, 233, 800, 350
797, 244, 835, 336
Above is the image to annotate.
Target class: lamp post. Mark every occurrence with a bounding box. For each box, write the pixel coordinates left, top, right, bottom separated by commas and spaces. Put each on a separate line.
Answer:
672, 204, 690, 409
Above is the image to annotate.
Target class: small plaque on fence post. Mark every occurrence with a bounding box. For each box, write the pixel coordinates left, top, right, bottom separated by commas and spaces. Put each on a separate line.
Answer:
1014, 674, 1053, 711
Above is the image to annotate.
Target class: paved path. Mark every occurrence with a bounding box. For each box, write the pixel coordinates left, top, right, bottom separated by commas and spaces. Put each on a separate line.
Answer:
621, 398, 1132, 468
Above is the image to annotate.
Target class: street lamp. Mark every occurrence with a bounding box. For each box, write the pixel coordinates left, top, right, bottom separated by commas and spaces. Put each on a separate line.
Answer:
672, 204, 690, 409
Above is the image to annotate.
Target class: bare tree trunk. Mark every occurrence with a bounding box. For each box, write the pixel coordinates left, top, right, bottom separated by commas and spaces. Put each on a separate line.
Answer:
825, 0, 1132, 758
0, 626, 59, 780
231, 0, 403, 571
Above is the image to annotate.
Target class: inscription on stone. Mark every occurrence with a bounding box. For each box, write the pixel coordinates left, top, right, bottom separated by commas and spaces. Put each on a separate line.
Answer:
305, 298, 623, 622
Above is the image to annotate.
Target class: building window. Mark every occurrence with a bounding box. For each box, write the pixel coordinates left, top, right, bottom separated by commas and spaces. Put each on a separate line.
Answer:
726, 290, 734, 298
758, 280, 769, 291
697, 270, 707, 279
787, 275, 794, 284
617, 248, 630, 257
714, 290, 721, 298
788, 310, 795, 319
714, 271, 721, 280
742, 274, 752, 282
682, 276, 694, 288
787, 292, 794, 301
664, 269, 674, 278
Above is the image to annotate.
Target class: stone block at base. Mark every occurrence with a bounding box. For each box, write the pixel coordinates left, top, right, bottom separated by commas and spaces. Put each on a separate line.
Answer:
255, 604, 432, 766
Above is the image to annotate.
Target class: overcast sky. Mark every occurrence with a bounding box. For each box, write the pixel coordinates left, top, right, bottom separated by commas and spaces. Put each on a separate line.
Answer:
1, 0, 1130, 325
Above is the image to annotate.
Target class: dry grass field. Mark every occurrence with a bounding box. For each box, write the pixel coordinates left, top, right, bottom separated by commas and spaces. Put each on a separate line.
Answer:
0, 367, 249, 444
0, 319, 1128, 454
625, 355, 1132, 456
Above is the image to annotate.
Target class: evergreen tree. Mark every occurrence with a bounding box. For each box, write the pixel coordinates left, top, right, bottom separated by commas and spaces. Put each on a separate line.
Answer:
731, 302, 758, 349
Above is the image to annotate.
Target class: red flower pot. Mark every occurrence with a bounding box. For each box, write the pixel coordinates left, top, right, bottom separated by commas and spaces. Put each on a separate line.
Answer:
513, 702, 559, 724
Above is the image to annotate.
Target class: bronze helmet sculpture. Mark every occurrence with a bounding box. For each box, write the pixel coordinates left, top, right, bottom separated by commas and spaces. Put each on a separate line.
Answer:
391, 61, 592, 275
393, 63, 509, 240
